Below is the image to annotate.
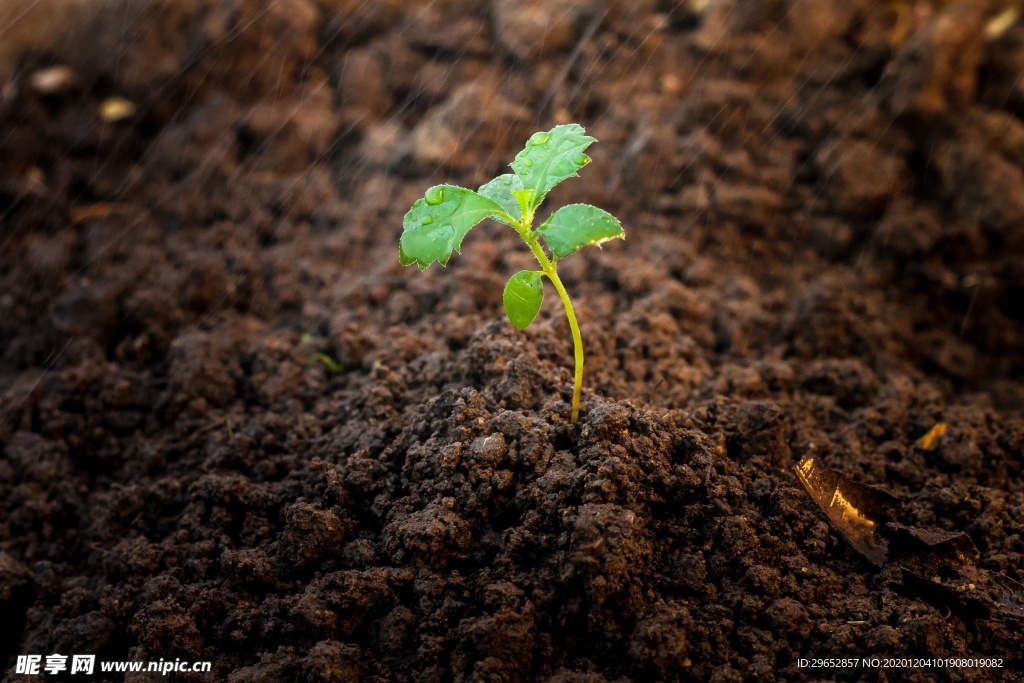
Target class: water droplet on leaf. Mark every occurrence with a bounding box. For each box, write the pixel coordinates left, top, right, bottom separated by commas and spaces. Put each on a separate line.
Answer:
421, 216, 434, 225
530, 132, 551, 145
573, 153, 589, 166
425, 187, 445, 205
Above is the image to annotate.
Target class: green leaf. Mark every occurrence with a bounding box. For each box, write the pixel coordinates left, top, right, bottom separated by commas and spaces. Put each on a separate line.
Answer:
503, 270, 545, 330
510, 124, 596, 213
400, 185, 508, 269
478, 174, 524, 225
538, 204, 625, 259
512, 190, 535, 217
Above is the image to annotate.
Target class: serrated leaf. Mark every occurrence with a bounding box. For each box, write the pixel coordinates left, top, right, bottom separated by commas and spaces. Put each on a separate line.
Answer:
478, 174, 524, 225
538, 204, 625, 259
503, 270, 544, 330
400, 185, 508, 269
510, 124, 595, 212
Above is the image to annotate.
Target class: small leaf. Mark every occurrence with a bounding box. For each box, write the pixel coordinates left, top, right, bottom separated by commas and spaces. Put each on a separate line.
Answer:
400, 185, 508, 269
478, 174, 524, 225
510, 124, 596, 212
512, 190, 535, 216
503, 270, 545, 330
538, 204, 625, 259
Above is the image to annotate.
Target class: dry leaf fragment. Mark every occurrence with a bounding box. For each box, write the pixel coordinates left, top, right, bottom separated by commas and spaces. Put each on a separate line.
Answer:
915, 422, 947, 450
985, 6, 1020, 40
883, 523, 980, 567
794, 457, 900, 566
100, 97, 136, 123
795, 457, 1024, 621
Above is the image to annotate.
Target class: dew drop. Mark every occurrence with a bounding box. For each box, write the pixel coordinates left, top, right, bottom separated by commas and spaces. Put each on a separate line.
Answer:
421, 216, 434, 226
522, 159, 534, 168
425, 187, 445, 205
573, 153, 589, 165
530, 132, 551, 146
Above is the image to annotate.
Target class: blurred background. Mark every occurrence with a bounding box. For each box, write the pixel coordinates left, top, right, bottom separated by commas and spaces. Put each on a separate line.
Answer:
2, 0, 1022, 407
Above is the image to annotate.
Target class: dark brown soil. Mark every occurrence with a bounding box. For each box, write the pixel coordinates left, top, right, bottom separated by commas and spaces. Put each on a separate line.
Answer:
2, 1, 1023, 681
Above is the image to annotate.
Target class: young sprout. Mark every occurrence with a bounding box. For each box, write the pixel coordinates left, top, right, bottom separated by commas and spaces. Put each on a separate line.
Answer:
398, 124, 624, 422
301, 333, 342, 374
309, 353, 342, 374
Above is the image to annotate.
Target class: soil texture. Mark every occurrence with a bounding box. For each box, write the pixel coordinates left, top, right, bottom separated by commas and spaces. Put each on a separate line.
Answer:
1, 1, 1023, 681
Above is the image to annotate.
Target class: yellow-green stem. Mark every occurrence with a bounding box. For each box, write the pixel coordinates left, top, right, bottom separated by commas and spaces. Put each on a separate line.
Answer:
545, 269, 584, 422
516, 218, 584, 423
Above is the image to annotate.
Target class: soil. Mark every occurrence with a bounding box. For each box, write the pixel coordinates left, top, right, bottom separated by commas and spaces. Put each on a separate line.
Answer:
2, 1, 1024, 681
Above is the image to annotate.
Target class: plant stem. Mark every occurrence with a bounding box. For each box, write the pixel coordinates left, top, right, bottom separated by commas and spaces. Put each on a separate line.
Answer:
545, 268, 584, 422
516, 220, 585, 423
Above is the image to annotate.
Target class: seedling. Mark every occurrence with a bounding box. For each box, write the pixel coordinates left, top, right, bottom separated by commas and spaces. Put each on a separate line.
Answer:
399, 124, 624, 422
300, 333, 342, 374
309, 353, 342, 374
